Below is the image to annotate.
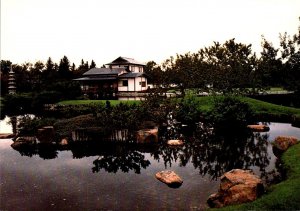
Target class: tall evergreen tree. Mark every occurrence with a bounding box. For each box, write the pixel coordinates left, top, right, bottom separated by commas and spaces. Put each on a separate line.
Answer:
58, 55, 72, 80
90, 60, 96, 69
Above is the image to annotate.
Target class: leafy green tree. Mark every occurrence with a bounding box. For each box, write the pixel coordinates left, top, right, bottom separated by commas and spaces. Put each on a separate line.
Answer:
199, 39, 257, 94
13, 63, 33, 93
258, 36, 283, 88
144, 61, 164, 87
29, 61, 44, 91
280, 19, 300, 93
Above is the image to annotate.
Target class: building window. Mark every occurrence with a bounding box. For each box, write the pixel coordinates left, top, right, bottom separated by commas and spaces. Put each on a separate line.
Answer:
139, 81, 146, 87
119, 80, 128, 86
139, 67, 143, 72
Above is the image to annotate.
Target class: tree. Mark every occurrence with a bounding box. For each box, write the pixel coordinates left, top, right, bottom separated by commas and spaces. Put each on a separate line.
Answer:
258, 36, 283, 88
144, 61, 164, 87
43, 57, 57, 83
74, 59, 89, 77
90, 60, 96, 69
58, 55, 72, 80
279, 19, 300, 93
29, 61, 44, 90
199, 39, 257, 94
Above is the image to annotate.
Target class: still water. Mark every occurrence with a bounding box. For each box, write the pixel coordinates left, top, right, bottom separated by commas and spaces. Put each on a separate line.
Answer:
1, 122, 300, 211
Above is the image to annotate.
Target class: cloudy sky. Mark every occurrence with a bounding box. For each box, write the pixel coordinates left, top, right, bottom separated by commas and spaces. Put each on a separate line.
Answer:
1, 0, 299, 66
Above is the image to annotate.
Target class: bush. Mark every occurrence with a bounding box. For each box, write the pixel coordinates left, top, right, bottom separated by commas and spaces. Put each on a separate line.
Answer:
17, 115, 57, 136
208, 96, 254, 130
2, 93, 33, 116
174, 93, 201, 124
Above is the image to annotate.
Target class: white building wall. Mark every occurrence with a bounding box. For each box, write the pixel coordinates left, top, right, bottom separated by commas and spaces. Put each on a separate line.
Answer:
128, 78, 135, 91
135, 77, 147, 91
118, 77, 147, 92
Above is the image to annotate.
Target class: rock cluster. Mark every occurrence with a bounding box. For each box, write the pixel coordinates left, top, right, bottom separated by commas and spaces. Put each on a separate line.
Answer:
207, 169, 264, 208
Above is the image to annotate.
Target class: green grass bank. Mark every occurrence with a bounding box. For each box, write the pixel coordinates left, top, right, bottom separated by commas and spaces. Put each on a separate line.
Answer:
58, 96, 300, 119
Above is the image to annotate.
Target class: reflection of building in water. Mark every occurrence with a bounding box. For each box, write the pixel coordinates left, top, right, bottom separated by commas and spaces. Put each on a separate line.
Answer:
8, 66, 16, 94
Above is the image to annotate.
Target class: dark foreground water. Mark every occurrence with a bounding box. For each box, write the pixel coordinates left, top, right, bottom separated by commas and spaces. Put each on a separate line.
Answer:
1, 122, 300, 211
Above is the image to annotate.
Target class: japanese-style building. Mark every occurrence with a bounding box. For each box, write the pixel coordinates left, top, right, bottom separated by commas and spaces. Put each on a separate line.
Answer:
74, 57, 148, 97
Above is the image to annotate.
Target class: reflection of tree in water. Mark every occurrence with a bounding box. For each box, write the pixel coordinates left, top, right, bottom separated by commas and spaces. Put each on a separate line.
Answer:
92, 151, 150, 174
154, 124, 271, 180
12, 144, 58, 160
71, 143, 153, 174
10, 123, 272, 178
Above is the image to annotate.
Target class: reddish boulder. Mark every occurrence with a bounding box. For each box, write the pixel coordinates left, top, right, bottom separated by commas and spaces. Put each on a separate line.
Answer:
273, 136, 298, 156
155, 170, 183, 188
207, 169, 264, 208
167, 139, 184, 146
273, 136, 298, 151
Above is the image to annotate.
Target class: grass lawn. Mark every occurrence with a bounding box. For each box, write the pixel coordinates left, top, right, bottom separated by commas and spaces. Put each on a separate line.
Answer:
58, 96, 300, 118
210, 143, 300, 211
195, 96, 300, 118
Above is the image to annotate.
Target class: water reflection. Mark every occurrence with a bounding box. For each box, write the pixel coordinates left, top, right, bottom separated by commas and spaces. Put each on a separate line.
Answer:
154, 125, 271, 180
10, 122, 275, 180
12, 144, 59, 160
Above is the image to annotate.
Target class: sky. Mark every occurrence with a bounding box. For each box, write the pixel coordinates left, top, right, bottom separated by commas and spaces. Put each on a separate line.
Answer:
1, 0, 300, 66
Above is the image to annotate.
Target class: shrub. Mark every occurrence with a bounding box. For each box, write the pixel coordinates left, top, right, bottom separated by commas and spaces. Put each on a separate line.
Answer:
208, 96, 254, 131
17, 115, 57, 136
174, 93, 201, 124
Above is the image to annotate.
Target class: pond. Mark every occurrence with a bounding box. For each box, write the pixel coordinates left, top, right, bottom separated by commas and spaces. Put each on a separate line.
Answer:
1, 120, 300, 211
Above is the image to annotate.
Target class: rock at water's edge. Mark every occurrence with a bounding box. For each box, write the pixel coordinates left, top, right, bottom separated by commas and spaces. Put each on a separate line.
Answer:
207, 169, 264, 208
273, 136, 298, 151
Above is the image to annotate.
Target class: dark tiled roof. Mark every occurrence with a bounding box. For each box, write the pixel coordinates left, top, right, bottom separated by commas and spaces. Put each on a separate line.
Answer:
118, 72, 145, 78
106, 56, 145, 66
83, 68, 123, 76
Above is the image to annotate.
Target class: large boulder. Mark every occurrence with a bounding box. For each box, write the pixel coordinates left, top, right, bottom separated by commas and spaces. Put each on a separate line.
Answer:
273, 136, 298, 156
207, 169, 264, 208
136, 127, 158, 144
155, 170, 183, 188
247, 125, 270, 132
